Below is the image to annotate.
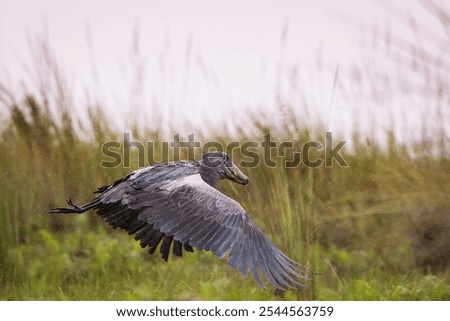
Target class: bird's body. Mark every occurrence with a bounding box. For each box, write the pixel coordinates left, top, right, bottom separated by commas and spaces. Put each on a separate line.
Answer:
50, 152, 306, 289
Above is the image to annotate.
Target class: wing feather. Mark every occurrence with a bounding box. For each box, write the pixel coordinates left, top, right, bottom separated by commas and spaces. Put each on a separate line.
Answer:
173, 240, 183, 257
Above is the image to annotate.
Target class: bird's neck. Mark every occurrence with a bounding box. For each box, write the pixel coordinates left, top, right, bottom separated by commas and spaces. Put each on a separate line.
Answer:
199, 167, 221, 187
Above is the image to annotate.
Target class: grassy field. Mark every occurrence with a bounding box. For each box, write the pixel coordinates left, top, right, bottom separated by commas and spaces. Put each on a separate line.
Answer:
0, 5, 449, 300
0, 92, 448, 300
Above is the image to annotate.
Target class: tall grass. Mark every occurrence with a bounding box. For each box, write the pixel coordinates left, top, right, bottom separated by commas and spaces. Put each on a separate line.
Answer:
0, 92, 448, 300
0, 2, 449, 300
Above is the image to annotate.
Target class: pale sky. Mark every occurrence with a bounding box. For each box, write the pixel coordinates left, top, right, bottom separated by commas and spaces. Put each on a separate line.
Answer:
0, 0, 448, 141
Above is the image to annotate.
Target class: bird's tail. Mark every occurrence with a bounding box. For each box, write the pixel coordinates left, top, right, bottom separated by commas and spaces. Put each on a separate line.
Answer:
48, 197, 101, 214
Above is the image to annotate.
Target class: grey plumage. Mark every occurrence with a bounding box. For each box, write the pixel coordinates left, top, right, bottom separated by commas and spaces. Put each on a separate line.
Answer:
49, 152, 306, 289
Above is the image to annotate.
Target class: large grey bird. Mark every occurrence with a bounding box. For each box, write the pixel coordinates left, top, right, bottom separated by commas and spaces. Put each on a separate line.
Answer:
49, 152, 306, 289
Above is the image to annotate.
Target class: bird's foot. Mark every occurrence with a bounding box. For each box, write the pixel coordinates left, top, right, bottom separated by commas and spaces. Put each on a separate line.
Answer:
67, 198, 82, 209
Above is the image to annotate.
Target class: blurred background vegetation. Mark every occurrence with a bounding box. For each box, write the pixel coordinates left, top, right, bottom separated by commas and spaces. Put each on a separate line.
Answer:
0, 2, 449, 300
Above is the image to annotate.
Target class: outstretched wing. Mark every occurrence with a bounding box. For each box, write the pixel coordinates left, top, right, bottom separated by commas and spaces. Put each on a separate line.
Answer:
95, 162, 198, 260
98, 169, 306, 289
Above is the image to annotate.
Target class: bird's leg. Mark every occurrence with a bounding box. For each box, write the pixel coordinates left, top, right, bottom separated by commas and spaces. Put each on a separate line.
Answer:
48, 198, 93, 214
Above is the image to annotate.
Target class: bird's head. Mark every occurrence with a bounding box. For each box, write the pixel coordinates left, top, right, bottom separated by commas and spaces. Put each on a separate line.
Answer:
200, 152, 249, 185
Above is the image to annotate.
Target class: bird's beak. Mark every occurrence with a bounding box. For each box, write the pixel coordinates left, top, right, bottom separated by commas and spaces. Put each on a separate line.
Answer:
226, 163, 249, 185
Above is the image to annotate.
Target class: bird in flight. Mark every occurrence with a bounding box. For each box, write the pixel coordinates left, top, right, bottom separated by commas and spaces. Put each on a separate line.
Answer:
49, 152, 306, 289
